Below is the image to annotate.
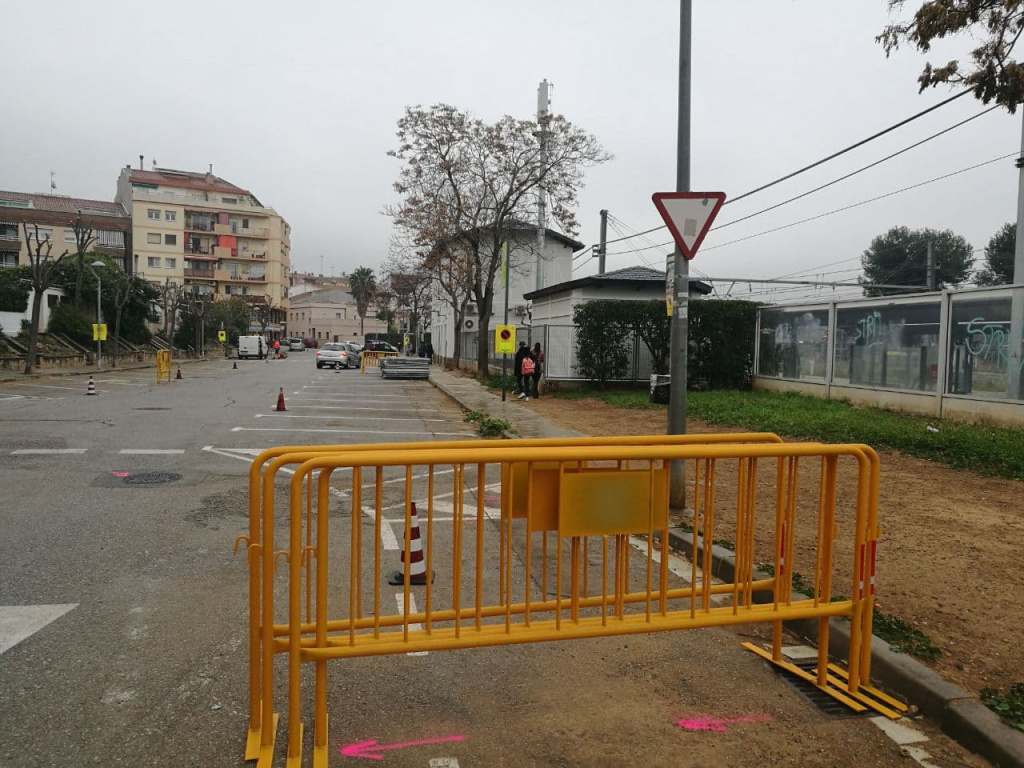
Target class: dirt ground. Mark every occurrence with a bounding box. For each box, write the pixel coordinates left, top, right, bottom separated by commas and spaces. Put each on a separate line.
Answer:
523, 393, 1024, 701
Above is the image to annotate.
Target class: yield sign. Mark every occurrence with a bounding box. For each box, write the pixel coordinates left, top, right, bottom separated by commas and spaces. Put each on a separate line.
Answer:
652, 192, 726, 260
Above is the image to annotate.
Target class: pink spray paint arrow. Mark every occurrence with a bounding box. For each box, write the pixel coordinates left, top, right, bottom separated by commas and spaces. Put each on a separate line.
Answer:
339, 735, 466, 760
110, 471, 131, 478
678, 715, 771, 732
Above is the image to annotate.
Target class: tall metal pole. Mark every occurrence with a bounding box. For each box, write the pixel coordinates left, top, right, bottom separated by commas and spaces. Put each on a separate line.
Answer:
95, 274, 102, 371
668, 0, 692, 508
535, 80, 551, 292
598, 209, 609, 274
502, 242, 510, 402
1008, 112, 1024, 399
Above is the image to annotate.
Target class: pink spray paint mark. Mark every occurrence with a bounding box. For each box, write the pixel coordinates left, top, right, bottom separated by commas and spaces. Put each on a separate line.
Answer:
339, 735, 466, 760
677, 715, 772, 732
110, 471, 131, 478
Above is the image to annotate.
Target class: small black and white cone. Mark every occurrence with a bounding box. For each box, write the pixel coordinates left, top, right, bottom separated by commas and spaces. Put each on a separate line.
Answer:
86, 376, 97, 395
388, 502, 434, 585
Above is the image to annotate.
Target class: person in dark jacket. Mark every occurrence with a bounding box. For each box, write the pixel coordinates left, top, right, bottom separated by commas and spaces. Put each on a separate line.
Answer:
513, 341, 530, 397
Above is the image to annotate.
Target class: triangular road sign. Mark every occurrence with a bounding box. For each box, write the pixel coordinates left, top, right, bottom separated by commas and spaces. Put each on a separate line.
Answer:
652, 192, 726, 260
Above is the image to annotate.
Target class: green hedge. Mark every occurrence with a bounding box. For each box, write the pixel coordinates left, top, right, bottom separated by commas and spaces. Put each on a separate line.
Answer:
0, 266, 31, 313
571, 299, 758, 389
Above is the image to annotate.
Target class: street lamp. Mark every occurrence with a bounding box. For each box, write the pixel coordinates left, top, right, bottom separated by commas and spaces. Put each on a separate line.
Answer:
88, 260, 106, 370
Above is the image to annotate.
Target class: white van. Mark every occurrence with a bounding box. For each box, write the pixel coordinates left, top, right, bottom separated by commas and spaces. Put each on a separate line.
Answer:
238, 335, 268, 360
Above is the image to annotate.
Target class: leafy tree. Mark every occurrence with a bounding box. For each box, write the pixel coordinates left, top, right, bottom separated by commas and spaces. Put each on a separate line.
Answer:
0, 266, 31, 313
349, 266, 377, 335
47, 302, 93, 344
976, 222, 1015, 285
207, 296, 252, 345
878, 1, 1024, 111
860, 226, 973, 296
51, 253, 156, 345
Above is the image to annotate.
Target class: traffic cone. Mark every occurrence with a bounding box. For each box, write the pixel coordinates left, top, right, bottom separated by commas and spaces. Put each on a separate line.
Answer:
388, 503, 434, 585
176, 366, 182, 380
233, 361, 237, 370
275, 387, 287, 412
86, 376, 97, 395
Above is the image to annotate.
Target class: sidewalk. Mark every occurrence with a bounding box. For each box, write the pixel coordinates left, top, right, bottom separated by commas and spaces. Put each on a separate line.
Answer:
0, 355, 207, 383
427, 365, 1024, 768
429, 366, 582, 439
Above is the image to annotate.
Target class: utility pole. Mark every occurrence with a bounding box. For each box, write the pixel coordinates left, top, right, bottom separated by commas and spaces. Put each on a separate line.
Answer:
1008, 113, 1024, 399
668, 0, 692, 508
598, 209, 609, 274
535, 80, 551, 291
926, 240, 936, 291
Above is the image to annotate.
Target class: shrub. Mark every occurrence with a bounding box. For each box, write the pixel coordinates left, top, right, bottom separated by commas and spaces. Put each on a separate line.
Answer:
48, 303, 94, 345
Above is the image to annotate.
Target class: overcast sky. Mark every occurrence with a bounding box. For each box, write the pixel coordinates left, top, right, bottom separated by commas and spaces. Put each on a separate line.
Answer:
3, 1, 1019, 302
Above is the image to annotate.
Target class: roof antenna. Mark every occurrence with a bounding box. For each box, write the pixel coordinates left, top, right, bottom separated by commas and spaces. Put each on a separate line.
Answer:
139, 155, 144, 170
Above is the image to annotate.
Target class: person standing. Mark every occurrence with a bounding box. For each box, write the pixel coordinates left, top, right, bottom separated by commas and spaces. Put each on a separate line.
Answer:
531, 342, 544, 399
513, 341, 530, 398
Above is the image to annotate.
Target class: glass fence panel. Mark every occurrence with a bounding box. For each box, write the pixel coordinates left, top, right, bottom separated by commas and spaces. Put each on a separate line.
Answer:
757, 308, 829, 381
948, 291, 1024, 400
832, 302, 940, 392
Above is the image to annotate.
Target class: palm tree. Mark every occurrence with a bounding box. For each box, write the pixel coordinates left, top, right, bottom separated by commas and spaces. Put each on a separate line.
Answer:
349, 266, 377, 336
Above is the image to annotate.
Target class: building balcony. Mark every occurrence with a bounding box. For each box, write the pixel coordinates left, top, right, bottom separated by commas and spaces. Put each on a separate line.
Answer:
246, 274, 267, 282
0, 232, 20, 242
213, 223, 233, 236
239, 295, 268, 305
184, 221, 214, 232
212, 245, 233, 259
236, 226, 268, 238
185, 245, 212, 255
184, 268, 216, 279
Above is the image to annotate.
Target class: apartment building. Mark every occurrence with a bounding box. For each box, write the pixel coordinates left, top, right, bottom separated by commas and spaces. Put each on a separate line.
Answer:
114, 163, 290, 322
0, 190, 131, 271
289, 288, 386, 342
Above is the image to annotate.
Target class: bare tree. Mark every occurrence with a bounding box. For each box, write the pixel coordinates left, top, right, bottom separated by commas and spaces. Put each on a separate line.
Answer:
21, 223, 70, 374
382, 249, 433, 347
71, 212, 96, 307
252, 297, 280, 337
158, 277, 186, 339
389, 104, 609, 376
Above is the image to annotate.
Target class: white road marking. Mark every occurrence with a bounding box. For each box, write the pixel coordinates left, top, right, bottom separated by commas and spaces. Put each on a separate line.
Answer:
902, 746, 941, 768
429, 760, 460, 768
0, 604, 77, 656
232, 427, 473, 437
11, 448, 87, 455
870, 716, 929, 745
396, 593, 429, 656
288, 405, 428, 413
7, 382, 104, 392
0, 394, 25, 401
254, 413, 450, 422
118, 449, 186, 455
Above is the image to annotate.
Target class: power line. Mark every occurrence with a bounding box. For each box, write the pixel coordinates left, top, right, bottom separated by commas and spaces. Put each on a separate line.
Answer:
601, 88, 977, 248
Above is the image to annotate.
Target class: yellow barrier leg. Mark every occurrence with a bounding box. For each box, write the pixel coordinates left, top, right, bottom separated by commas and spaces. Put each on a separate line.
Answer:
313, 471, 331, 768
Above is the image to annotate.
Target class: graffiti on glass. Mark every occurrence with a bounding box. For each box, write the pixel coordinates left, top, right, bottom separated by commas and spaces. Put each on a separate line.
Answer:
851, 310, 883, 343
964, 317, 1023, 371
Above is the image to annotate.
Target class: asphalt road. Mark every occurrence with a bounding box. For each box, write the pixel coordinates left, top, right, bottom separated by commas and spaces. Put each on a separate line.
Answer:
0, 356, 985, 767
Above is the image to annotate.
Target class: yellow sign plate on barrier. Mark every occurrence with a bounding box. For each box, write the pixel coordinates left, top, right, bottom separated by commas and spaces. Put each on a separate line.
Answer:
92, 323, 108, 341
218, 330, 227, 342
495, 324, 516, 355
559, 468, 668, 536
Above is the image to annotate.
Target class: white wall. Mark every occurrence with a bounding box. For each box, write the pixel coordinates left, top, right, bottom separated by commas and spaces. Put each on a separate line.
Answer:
0, 287, 66, 335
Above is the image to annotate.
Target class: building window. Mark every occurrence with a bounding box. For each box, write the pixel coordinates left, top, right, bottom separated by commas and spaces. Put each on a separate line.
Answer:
147, 233, 161, 244
0, 251, 18, 267
164, 234, 177, 245
165, 210, 176, 221
147, 209, 160, 220
222, 197, 237, 204
25, 228, 52, 242
64, 230, 76, 243
165, 258, 177, 269
242, 218, 249, 228
147, 257, 161, 268
336, 312, 341, 319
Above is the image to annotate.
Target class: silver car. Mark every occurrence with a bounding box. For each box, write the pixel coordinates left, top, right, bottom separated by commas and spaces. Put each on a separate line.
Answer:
340, 342, 362, 368
315, 343, 352, 369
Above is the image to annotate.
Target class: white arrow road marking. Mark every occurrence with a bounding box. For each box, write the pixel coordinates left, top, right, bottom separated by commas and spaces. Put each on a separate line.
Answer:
0, 604, 77, 656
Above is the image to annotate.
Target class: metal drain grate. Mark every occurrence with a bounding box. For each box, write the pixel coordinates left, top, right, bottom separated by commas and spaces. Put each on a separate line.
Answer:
122, 471, 183, 486
777, 657, 869, 719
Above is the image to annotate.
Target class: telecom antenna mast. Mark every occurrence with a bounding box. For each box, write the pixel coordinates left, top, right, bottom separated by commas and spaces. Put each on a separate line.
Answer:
535, 79, 551, 291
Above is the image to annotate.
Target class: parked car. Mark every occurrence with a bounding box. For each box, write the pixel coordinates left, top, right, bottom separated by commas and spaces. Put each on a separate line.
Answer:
340, 342, 362, 368
315, 343, 352, 369
287, 337, 305, 352
364, 340, 398, 353
304, 337, 319, 349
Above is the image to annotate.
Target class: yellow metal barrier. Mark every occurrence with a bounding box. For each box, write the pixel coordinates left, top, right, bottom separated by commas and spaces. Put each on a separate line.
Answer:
156, 349, 172, 383
359, 349, 398, 374
239, 435, 894, 768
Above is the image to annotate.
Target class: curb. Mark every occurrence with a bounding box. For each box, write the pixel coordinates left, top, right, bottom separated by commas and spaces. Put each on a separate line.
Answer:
427, 370, 1024, 767
656, 526, 1024, 768
0, 356, 210, 383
